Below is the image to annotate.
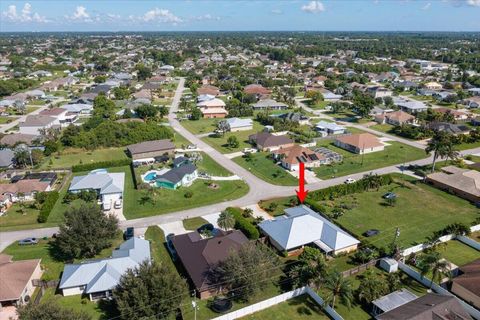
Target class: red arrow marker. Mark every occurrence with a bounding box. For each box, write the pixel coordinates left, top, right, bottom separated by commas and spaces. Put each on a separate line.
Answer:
296, 162, 309, 203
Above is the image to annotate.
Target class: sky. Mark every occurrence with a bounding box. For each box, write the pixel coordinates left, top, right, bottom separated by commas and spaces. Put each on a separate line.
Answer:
0, 0, 479, 32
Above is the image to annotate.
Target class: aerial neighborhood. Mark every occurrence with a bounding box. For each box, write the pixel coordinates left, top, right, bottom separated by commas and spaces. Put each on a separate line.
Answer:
0, 16, 479, 320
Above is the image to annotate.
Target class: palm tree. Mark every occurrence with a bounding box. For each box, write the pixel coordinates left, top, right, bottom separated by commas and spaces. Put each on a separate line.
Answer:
417, 251, 450, 288
324, 271, 354, 309
290, 247, 327, 290
356, 269, 388, 304
425, 131, 459, 172
217, 211, 235, 231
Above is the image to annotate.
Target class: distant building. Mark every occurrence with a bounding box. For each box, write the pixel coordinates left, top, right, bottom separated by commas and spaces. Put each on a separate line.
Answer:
315, 121, 346, 135
335, 133, 384, 154
224, 118, 253, 132
248, 132, 294, 152
127, 139, 175, 164
251, 99, 288, 111
375, 111, 416, 126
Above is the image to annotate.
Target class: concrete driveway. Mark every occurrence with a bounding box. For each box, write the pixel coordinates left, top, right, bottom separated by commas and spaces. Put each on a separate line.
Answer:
158, 221, 188, 237
288, 169, 322, 184
202, 212, 220, 228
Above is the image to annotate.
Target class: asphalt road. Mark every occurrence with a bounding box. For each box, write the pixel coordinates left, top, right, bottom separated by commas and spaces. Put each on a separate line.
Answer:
2, 81, 480, 251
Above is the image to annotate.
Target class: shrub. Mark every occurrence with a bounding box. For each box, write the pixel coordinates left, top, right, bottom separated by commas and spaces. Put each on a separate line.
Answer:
37, 191, 59, 223
225, 207, 260, 240
71, 159, 131, 172
184, 191, 193, 198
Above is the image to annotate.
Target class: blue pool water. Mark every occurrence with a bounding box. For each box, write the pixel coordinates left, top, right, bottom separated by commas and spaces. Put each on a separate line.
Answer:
144, 172, 157, 182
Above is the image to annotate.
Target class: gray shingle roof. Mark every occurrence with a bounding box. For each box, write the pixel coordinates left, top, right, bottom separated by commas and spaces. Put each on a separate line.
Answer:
69, 171, 124, 195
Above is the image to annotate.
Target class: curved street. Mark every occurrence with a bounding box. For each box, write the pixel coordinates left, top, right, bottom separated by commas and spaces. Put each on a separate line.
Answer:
2, 78, 480, 251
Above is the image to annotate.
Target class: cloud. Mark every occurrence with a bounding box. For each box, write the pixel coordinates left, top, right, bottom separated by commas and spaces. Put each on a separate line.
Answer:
271, 8, 283, 14
467, 0, 480, 6
195, 13, 220, 21
301, 1, 325, 13
72, 6, 89, 20
142, 8, 182, 24
422, 2, 431, 9
1, 2, 48, 23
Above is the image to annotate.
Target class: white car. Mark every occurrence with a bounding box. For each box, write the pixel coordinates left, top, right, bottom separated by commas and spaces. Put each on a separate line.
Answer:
344, 178, 356, 184
102, 202, 112, 211
114, 200, 123, 209
243, 148, 257, 154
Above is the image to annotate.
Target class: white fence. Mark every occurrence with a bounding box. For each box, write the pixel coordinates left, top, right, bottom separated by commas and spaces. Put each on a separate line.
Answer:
401, 224, 480, 257
398, 262, 480, 320
210, 286, 344, 320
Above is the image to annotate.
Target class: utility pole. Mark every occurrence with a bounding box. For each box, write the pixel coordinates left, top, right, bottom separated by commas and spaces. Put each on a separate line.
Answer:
192, 290, 198, 320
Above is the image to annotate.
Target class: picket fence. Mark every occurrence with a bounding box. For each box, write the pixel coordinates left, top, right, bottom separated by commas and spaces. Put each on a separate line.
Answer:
210, 286, 343, 320
398, 262, 480, 320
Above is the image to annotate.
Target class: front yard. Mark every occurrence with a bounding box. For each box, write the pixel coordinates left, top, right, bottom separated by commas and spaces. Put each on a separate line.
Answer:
233, 152, 298, 186
202, 122, 264, 154
313, 140, 426, 179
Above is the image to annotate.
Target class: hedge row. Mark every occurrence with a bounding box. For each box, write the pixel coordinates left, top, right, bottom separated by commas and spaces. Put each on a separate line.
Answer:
225, 207, 260, 240
37, 191, 59, 223
308, 174, 394, 201
71, 159, 131, 172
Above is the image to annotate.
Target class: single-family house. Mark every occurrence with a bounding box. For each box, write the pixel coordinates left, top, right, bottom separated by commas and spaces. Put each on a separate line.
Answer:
243, 84, 271, 98
224, 118, 253, 132
62, 103, 93, 115
435, 108, 469, 122
197, 98, 228, 118
462, 96, 480, 109
393, 98, 428, 114
374, 111, 416, 126
315, 121, 346, 135
19, 115, 59, 135
251, 99, 288, 111
427, 122, 470, 135
172, 230, 249, 299
0, 133, 40, 147
39, 108, 77, 127
277, 112, 309, 125
248, 132, 294, 152
259, 205, 359, 256
155, 163, 198, 189
335, 133, 384, 154
59, 237, 150, 301
0, 179, 51, 204
376, 293, 472, 320
0, 254, 42, 309
272, 145, 327, 171
197, 85, 220, 96
426, 166, 480, 203
423, 81, 443, 91
127, 139, 175, 165
69, 170, 124, 208
367, 86, 393, 99
450, 259, 480, 309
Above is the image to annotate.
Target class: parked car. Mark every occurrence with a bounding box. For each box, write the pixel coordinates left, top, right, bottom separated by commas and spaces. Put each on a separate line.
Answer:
114, 199, 122, 209
18, 238, 38, 245
124, 227, 134, 240
382, 192, 397, 200
243, 148, 257, 154
102, 202, 111, 211
344, 178, 356, 184
166, 233, 177, 260
364, 229, 380, 237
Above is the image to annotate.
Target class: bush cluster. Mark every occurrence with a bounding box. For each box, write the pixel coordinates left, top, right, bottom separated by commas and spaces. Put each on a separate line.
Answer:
37, 191, 59, 223
71, 159, 131, 172
224, 207, 260, 240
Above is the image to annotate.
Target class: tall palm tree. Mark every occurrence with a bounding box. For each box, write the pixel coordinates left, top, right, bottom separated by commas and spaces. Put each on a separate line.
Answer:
217, 211, 235, 231
357, 269, 388, 304
324, 271, 354, 309
290, 247, 327, 290
425, 131, 459, 173
417, 251, 450, 288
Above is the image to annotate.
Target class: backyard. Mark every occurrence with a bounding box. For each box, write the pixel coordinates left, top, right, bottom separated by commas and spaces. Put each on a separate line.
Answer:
313, 140, 426, 179
239, 295, 330, 320
439, 240, 480, 267
39, 147, 129, 169
233, 152, 298, 186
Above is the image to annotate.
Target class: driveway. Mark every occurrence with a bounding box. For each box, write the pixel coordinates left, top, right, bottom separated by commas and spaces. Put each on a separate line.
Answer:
158, 221, 188, 237
0, 306, 17, 320
287, 168, 322, 184
202, 212, 221, 228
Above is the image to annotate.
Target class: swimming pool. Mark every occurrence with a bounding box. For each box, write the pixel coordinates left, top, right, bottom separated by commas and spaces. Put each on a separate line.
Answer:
144, 172, 157, 182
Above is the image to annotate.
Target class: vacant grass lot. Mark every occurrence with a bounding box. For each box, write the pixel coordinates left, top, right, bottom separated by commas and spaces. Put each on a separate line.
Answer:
181, 118, 218, 134
313, 140, 426, 179
239, 295, 330, 320
0, 203, 41, 232
233, 152, 298, 186
329, 177, 479, 248
440, 240, 480, 267
40, 147, 129, 169
202, 122, 264, 154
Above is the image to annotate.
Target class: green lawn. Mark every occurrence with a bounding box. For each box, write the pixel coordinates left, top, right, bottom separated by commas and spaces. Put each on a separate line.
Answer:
328, 177, 480, 248
202, 122, 264, 154
455, 140, 480, 151
0, 117, 14, 124
440, 240, 480, 267
196, 152, 232, 176
233, 152, 298, 186
304, 100, 330, 110
0, 203, 41, 232
181, 118, 218, 135
239, 295, 330, 320
313, 141, 426, 179
183, 217, 209, 230
369, 123, 395, 134
144, 226, 177, 270
40, 147, 129, 169
109, 166, 249, 219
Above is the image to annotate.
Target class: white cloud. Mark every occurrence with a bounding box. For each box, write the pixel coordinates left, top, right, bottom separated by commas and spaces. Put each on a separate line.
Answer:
195, 13, 220, 21
422, 2, 432, 9
142, 8, 182, 24
72, 6, 89, 20
301, 1, 325, 13
1, 3, 48, 23
467, 0, 480, 6
271, 8, 283, 14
